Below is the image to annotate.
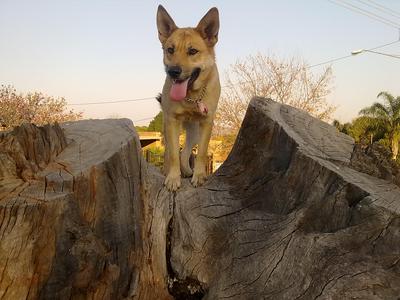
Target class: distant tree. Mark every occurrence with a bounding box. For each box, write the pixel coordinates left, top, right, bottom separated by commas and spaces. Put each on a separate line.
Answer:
147, 111, 163, 132
0, 85, 82, 130
332, 119, 341, 129
347, 116, 387, 144
332, 119, 351, 135
359, 92, 400, 160
334, 116, 390, 147
135, 112, 163, 132
135, 125, 149, 132
214, 53, 335, 134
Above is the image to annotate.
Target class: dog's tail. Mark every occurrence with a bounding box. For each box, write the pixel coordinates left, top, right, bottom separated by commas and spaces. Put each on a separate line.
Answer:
156, 93, 162, 103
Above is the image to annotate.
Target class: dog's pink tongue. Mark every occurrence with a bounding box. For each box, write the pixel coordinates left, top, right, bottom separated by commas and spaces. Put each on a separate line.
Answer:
170, 79, 189, 101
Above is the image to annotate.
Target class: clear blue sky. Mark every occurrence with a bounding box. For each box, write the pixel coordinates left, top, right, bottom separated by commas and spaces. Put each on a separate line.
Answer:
1, 0, 399, 125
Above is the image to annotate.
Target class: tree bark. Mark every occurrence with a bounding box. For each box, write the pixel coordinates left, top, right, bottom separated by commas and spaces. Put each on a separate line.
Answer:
0, 98, 399, 299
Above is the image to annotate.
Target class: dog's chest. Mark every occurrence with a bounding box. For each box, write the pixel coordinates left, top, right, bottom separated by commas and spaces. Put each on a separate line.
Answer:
172, 101, 206, 120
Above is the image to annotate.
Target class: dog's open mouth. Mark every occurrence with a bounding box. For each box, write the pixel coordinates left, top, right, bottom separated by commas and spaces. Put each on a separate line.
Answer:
170, 68, 201, 101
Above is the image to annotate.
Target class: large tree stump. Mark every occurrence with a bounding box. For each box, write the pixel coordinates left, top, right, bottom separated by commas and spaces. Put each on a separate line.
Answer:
0, 98, 399, 299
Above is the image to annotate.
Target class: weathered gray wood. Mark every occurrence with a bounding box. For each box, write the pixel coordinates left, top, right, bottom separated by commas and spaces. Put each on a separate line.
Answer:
0, 98, 399, 299
0, 120, 171, 299
169, 98, 400, 299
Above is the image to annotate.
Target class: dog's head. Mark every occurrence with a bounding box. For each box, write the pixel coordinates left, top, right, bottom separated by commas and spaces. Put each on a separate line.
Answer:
156, 5, 219, 101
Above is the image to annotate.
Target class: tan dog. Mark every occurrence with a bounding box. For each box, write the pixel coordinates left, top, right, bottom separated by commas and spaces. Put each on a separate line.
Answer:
156, 5, 221, 191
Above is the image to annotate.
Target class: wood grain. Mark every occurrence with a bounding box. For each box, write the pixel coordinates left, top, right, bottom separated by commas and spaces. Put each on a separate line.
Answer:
0, 98, 399, 299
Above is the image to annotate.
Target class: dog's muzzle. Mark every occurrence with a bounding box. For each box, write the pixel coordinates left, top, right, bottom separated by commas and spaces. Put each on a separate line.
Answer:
167, 66, 182, 79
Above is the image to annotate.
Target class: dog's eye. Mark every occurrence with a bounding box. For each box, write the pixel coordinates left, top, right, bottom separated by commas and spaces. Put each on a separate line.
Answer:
167, 47, 174, 54
188, 48, 198, 56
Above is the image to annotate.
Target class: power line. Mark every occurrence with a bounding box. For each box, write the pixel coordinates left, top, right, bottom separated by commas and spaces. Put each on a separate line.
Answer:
68, 96, 155, 106
362, 50, 400, 58
133, 116, 155, 123
66, 39, 399, 107
368, 39, 400, 50
327, 0, 400, 29
364, 0, 400, 18
308, 54, 353, 68
354, 0, 400, 20
333, 0, 400, 27
309, 40, 400, 68
134, 40, 399, 123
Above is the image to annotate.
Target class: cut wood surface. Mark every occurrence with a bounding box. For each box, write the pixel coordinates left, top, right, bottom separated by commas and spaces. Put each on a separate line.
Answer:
0, 98, 399, 299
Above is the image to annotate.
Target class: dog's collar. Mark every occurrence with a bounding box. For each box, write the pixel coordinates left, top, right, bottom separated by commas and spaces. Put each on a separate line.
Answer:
185, 85, 207, 104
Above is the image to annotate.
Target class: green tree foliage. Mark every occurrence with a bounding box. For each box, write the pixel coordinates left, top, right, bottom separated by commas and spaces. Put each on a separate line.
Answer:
135, 112, 163, 132
333, 119, 351, 135
0, 85, 82, 130
334, 92, 400, 161
147, 111, 163, 132
348, 117, 386, 144
359, 92, 400, 160
135, 125, 150, 132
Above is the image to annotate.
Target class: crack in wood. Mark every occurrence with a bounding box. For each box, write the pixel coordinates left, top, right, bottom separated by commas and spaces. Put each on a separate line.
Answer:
1, 101, 400, 299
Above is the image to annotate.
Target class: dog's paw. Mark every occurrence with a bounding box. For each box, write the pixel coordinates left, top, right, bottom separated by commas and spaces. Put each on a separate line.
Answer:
164, 173, 181, 191
181, 164, 193, 178
191, 172, 207, 187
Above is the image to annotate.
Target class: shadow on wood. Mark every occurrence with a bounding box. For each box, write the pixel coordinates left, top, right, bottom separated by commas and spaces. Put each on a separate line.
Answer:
0, 98, 399, 299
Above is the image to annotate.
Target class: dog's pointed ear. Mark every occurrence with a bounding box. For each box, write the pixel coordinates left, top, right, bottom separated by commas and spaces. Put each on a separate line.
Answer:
196, 7, 219, 47
156, 5, 177, 44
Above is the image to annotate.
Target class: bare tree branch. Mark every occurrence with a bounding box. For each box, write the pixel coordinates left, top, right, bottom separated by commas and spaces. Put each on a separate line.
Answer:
214, 54, 336, 134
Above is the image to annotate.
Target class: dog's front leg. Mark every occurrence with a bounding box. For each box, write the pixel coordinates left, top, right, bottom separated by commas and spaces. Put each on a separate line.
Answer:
191, 118, 213, 187
164, 116, 181, 191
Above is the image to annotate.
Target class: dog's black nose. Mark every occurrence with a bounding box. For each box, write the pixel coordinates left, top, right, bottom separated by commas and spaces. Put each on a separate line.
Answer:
167, 66, 182, 79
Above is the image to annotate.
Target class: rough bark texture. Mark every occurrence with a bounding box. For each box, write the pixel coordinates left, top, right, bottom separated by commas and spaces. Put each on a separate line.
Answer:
0, 120, 171, 299
0, 98, 399, 299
